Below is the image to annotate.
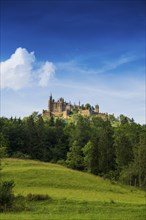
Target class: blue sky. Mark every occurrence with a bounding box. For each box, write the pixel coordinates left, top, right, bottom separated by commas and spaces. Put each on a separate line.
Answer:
0, 0, 145, 124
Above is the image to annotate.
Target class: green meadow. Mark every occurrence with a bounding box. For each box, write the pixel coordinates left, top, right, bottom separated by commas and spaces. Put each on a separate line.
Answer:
1, 158, 146, 220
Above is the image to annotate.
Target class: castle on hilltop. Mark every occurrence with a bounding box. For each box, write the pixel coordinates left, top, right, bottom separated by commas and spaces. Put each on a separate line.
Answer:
42, 94, 108, 119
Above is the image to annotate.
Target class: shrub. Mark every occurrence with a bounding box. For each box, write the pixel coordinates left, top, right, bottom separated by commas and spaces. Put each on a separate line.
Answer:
12, 152, 31, 159
110, 199, 116, 204
57, 159, 66, 166
0, 180, 15, 211
13, 194, 29, 211
27, 193, 51, 201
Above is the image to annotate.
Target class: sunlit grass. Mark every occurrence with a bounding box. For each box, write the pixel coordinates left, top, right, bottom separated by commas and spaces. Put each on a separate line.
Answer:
1, 158, 146, 220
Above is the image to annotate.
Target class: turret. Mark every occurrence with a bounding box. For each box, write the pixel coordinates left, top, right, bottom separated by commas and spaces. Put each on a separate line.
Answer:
50, 93, 52, 100
48, 93, 53, 112
95, 104, 99, 113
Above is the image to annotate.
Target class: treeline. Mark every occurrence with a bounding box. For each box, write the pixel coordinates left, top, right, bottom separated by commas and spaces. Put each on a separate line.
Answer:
0, 113, 146, 188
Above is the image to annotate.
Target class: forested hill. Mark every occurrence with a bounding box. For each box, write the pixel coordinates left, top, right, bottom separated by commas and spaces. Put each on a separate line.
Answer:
0, 113, 146, 188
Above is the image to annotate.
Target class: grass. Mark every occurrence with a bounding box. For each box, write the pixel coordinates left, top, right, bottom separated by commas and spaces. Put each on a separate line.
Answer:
1, 158, 146, 219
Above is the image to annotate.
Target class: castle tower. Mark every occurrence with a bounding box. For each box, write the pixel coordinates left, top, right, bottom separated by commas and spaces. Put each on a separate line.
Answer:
48, 93, 53, 112
50, 93, 52, 100
57, 97, 64, 112
95, 104, 99, 113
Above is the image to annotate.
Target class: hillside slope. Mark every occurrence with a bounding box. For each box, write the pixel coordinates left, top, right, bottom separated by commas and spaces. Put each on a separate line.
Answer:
1, 158, 146, 220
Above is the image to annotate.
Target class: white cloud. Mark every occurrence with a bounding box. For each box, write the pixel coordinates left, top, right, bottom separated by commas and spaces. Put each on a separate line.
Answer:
56, 54, 136, 78
38, 61, 55, 87
0, 47, 35, 90
99, 55, 136, 73
0, 47, 55, 90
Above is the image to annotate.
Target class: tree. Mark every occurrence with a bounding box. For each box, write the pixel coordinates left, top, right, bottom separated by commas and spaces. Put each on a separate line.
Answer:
119, 127, 146, 188
35, 115, 47, 160
83, 141, 93, 172
88, 118, 115, 175
132, 129, 146, 187
98, 121, 115, 174
66, 115, 91, 170
70, 115, 91, 147
49, 116, 55, 126
119, 114, 129, 124
0, 133, 8, 170
66, 141, 84, 170
88, 117, 103, 175
0, 180, 15, 211
0, 132, 15, 211
23, 116, 38, 158
50, 123, 69, 162
0, 133, 8, 156
85, 103, 91, 110
114, 127, 133, 170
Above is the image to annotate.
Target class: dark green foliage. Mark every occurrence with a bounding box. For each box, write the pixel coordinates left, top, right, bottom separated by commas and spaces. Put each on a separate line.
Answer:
114, 132, 132, 168
0, 132, 8, 170
66, 115, 91, 170
12, 194, 28, 211
120, 127, 146, 188
27, 193, 51, 201
0, 180, 15, 211
85, 103, 91, 110
133, 130, 146, 187
11, 152, 31, 159
69, 115, 91, 147
110, 199, 116, 204
0, 180, 51, 212
66, 141, 84, 170
0, 113, 145, 188
114, 122, 135, 170
49, 116, 55, 126
83, 141, 93, 172
98, 120, 115, 174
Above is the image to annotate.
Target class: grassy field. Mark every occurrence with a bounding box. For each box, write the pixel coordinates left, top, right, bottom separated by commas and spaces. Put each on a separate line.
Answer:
1, 158, 146, 220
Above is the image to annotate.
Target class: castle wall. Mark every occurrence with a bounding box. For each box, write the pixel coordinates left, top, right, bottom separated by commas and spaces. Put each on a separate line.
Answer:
53, 102, 60, 112
52, 112, 63, 117
96, 113, 108, 118
79, 109, 91, 116
43, 110, 50, 118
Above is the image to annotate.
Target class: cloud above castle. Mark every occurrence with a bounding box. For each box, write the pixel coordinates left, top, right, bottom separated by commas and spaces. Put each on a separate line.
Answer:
0, 47, 55, 90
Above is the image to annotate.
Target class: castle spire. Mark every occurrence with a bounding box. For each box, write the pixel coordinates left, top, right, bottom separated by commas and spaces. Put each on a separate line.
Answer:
50, 92, 52, 100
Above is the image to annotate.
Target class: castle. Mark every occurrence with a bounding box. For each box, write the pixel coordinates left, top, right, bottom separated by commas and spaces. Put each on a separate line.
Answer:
42, 94, 108, 119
